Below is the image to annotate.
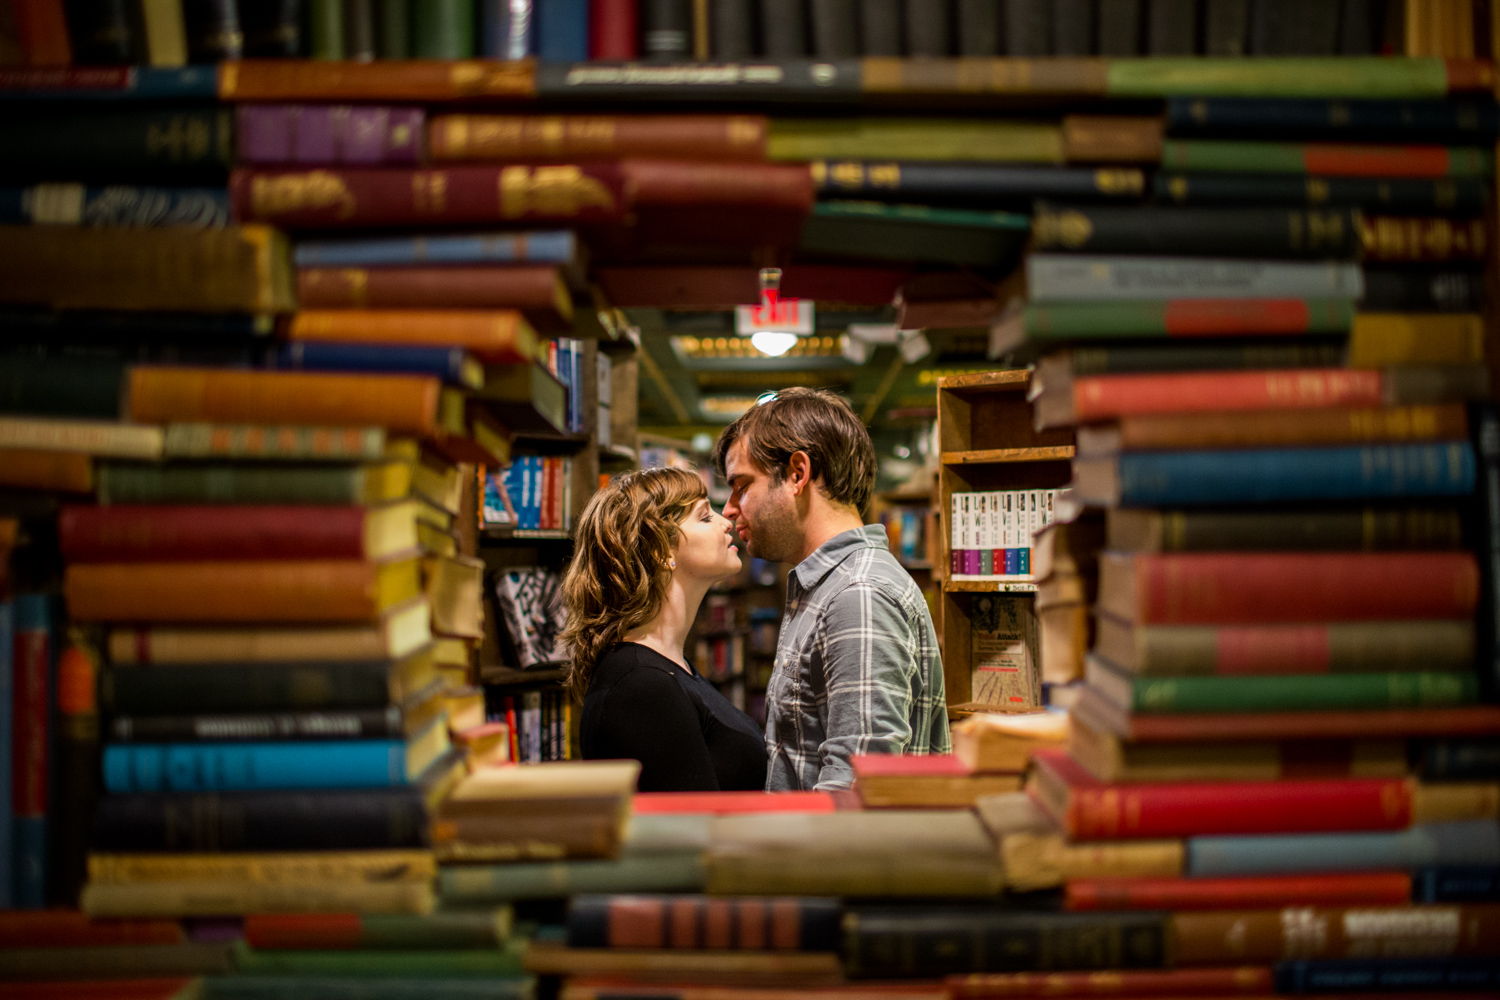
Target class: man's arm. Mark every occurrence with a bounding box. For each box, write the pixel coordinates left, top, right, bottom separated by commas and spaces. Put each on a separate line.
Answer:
814, 585, 920, 790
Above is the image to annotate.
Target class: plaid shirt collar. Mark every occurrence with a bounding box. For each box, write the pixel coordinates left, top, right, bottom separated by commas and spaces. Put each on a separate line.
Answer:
790, 524, 890, 593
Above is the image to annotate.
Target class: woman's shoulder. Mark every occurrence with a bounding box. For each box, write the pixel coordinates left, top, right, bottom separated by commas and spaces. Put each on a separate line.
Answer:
591, 643, 695, 694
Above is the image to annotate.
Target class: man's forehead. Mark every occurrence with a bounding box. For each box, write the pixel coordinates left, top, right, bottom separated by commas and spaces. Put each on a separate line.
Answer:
724, 438, 753, 477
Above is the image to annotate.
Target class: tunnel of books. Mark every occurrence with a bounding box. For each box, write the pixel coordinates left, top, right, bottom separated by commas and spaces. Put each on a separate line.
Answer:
1, 0, 1499, 998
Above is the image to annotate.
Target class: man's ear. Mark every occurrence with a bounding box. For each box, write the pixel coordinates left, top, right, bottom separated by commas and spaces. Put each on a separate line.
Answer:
785, 451, 813, 496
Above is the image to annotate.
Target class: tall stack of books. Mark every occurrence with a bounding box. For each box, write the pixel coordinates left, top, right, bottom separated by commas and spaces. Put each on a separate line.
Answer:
981, 92, 1500, 994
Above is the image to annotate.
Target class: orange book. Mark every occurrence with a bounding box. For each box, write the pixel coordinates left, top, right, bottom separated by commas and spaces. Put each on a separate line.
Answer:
0, 449, 93, 492
218, 59, 535, 102
127, 368, 440, 436
428, 114, 768, 162
288, 310, 539, 364
66, 557, 423, 623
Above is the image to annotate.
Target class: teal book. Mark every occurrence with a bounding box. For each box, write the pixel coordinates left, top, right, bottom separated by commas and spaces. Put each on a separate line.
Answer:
1087, 656, 1478, 715
439, 853, 706, 902
96, 464, 402, 505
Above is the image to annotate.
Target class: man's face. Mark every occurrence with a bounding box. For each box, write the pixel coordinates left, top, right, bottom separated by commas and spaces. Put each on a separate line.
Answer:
721, 438, 801, 563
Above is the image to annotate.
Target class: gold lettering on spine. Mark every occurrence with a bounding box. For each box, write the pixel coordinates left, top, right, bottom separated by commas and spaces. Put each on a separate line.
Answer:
250, 171, 356, 219
440, 118, 470, 156
412, 172, 448, 215
1095, 169, 1143, 195
1036, 210, 1093, 248
498, 165, 616, 218
341, 269, 368, 307
726, 117, 764, 149
867, 164, 901, 188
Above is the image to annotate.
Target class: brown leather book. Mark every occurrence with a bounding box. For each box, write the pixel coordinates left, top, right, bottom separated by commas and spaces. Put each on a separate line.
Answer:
288, 311, 538, 364
297, 266, 574, 331
428, 114, 768, 162
219, 59, 535, 102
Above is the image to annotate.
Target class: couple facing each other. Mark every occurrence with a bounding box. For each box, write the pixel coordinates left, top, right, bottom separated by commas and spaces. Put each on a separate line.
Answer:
560, 387, 950, 792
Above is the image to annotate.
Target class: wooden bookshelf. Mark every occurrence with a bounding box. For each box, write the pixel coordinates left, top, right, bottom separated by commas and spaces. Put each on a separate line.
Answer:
935, 369, 1074, 716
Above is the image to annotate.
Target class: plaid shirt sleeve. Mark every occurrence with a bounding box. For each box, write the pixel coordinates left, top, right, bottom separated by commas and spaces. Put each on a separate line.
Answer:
813, 582, 929, 790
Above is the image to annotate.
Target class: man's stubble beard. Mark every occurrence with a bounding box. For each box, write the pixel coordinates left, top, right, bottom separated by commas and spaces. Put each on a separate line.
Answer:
746, 484, 800, 564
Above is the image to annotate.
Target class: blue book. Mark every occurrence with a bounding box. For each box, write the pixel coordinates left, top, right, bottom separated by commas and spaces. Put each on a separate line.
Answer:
275, 342, 483, 388
1274, 957, 1499, 993
1088, 442, 1475, 507
1166, 97, 1500, 141
103, 740, 416, 793
568, 339, 584, 432
479, 0, 535, 57
0, 66, 219, 101
526, 456, 542, 529
1188, 820, 1500, 877
1411, 865, 1500, 903
0, 600, 11, 909
537, 0, 588, 61
294, 231, 577, 268
11, 594, 50, 908
0, 185, 230, 228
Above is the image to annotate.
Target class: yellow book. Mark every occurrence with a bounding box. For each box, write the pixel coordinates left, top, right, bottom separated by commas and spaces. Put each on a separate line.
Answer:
88, 850, 436, 884
998, 832, 1184, 891
1348, 313, 1485, 367
768, 119, 1064, 163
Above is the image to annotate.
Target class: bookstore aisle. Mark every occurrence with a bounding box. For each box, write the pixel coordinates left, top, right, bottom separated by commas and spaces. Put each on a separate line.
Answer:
3, 2, 1500, 999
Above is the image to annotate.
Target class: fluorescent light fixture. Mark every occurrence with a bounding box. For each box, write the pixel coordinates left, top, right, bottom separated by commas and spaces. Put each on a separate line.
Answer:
751, 330, 798, 357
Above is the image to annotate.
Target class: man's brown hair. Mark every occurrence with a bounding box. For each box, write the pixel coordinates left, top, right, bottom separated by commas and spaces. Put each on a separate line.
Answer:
712, 387, 877, 514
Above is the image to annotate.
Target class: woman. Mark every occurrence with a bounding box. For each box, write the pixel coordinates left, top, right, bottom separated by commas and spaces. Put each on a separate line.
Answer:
560, 466, 767, 791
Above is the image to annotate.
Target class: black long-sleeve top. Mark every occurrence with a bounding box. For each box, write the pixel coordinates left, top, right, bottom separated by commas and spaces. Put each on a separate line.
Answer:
580, 642, 767, 791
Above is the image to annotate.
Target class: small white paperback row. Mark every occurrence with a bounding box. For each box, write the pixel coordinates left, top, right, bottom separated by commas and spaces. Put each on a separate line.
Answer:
950, 489, 1059, 580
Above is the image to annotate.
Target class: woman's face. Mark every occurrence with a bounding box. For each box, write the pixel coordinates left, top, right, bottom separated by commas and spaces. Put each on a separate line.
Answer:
674, 497, 742, 583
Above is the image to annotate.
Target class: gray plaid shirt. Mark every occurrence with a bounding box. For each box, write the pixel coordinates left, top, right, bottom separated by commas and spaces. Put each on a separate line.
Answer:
764, 524, 950, 791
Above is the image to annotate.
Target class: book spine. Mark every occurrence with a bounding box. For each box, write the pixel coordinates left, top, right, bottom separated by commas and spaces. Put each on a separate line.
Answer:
811, 162, 1145, 202
105, 659, 402, 715
81, 880, 435, 919
230, 166, 626, 229
1147, 0, 1197, 54
1065, 872, 1412, 911
1187, 820, 1500, 878
0, 108, 233, 177
235, 106, 424, 166
1361, 215, 1489, 261
841, 910, 1168, 976
230, 943, 524, 977
1065, 775, 1416, 840
0, 183, 230, 228
0, 601, 10, 909
294, 231, 576, 268
1411, 866, 1500, 903
182, 0, 242, 60
567, 895, 842, 950
904, 0, 948, 55
96, 464, 366, 505
440, 855, 709, 902
1073, 367, 1388, 421
537, 0, 587, 60
590, 0, 637, 58
1025, 298, 1353, 339
306, 0, 343, 57
66, 559, 415, 624
50, 641, 98, 906
810, 0, 856, 57
11, 595, 50, 908
0, 942, 236, 978
1026, 255, 1365, 302
240, 0, 303, 56
91, 788, 431, 852
0, 355, 127, 420
1273, 956, 1500, 992
412, 0, 473, 57
109, 708, 405, 742
641, 0, 691, 60
947, 967, 1275, 998
13, 0, 73, 64
1136, 506, 1465, 552
1155, 173, 1489, 214
1118, 671, 1477, 714
1109, 404, 1470, 452
1162, 140, 1492, 177
1124, 551, 1479, 624
759, 0, 806, 56
1164, 96, 1500, 139
1174, 905, 1500, 964
61, 0, 138, 63
1104, 58, 1457, 99
428, 114, 768, 162
1111, 442, 1476, 506
1127, 619, 1474, 676
244, 911, 507, 949
1362, 268, 1483, 312
0, 911, 183, 947
1421, 739, 1500, 781
275, 340, 474, 386
1065, 343, 1347, 376
857, 0, 899, 54
1034, 206, 1361, 258
343, 0, 376, 60
88, 849, 433, 884
373, 0, 408, 57
127, 367, 439, 437
59, 505, 370, 562
102, 740, 409, 793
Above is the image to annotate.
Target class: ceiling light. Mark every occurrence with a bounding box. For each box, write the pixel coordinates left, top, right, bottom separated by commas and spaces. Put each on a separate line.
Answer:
751, 330, 798, 357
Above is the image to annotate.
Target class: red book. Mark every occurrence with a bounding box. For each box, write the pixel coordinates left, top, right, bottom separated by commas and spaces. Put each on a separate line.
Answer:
1075, 686, 1500, 744
946, 967, 1274, 998
621, 160, 814, 210
0, 911, 184, 948
1056, 368, 1385, 426
1301, 144, 1475, 178
58, 505, 415, 563
1065, 872, 1413, 911
11, 0, 71, 66
8, 982, 198, 1000
1030, 749, 1415, 840
589, 0, 637, 58
851, 754, 972, 777
229, 165, 627, 229
1098, 551, 1478, 625
632, 791, 837, 814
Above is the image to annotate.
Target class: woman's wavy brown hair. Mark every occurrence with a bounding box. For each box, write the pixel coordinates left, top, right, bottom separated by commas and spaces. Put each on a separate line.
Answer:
560, 466, 708, 701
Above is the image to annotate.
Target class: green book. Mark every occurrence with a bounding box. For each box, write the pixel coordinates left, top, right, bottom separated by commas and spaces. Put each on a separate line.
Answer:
376, 0, 411, 58
799, 201, 1031, 267
439, 853, 706, 903
1161, 140, 1493, 177
232, 940, 526, 978
202, 978, 532, 1000
316, 910, 513, 949
97, 463, 409, 505
768, 118, 1063, 163
306, 0, 345, 59
994, 299, 1354, 353
1106, 58, 1451, 99
1088, 657, 1478, 714
413, 0, 474, 58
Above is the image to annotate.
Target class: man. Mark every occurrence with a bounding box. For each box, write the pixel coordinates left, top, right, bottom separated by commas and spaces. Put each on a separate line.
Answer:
714, 387, 949, 791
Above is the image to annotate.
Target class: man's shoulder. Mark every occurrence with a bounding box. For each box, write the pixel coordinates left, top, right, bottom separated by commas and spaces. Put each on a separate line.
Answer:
819, 548, 930, 619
